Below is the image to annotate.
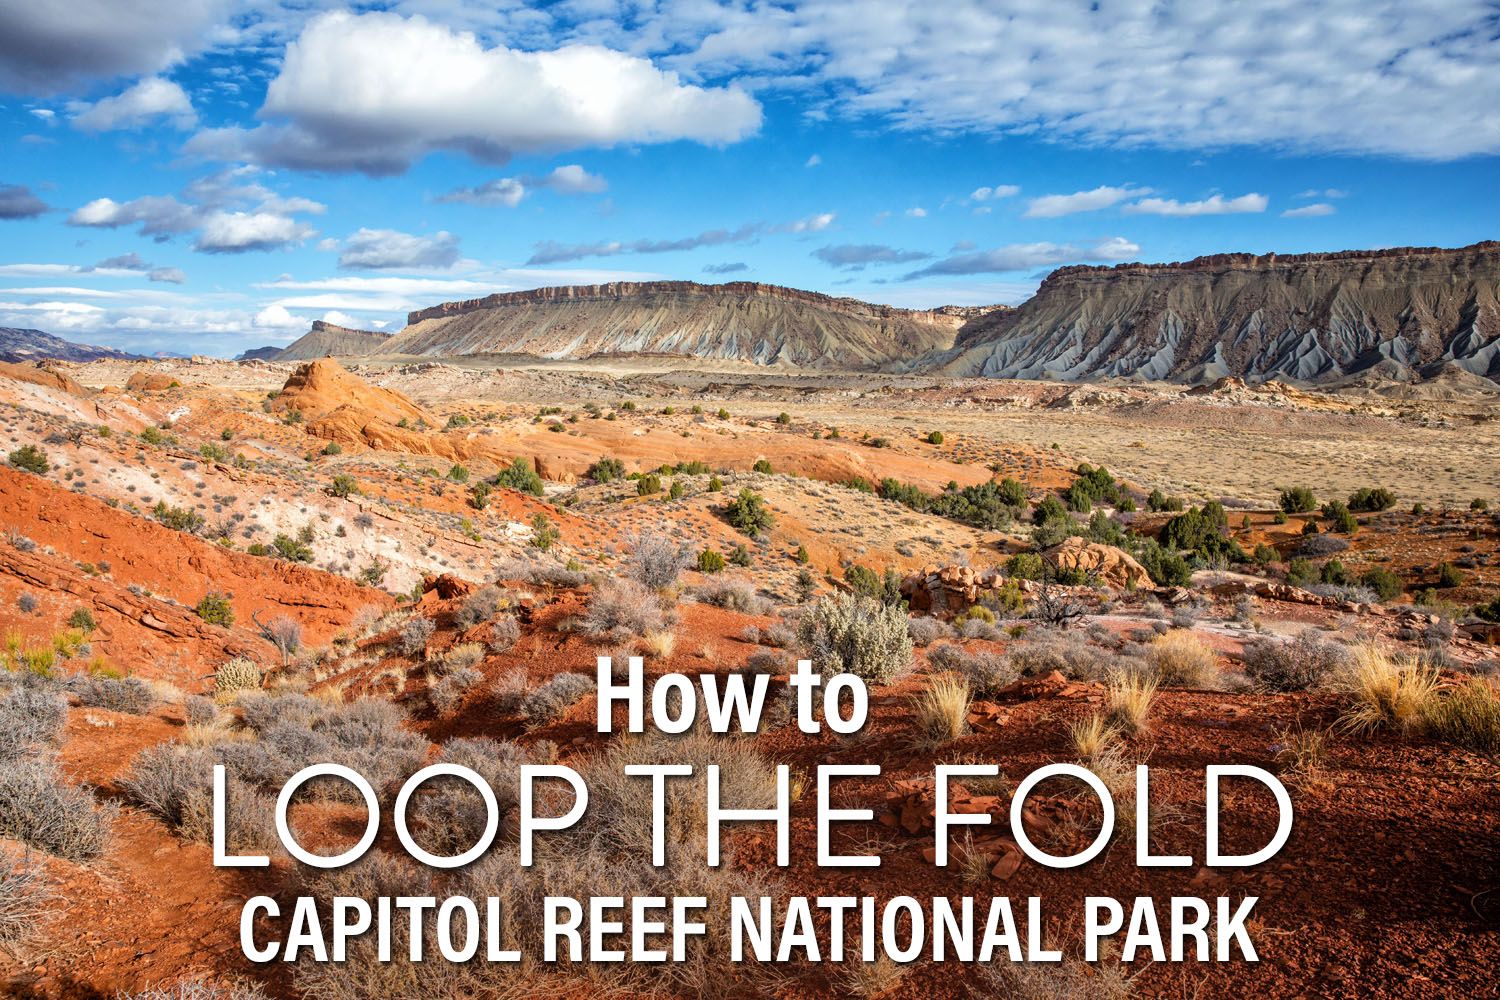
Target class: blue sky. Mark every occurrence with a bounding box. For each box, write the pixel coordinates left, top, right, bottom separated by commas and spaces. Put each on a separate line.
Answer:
1, 0, 1497, 355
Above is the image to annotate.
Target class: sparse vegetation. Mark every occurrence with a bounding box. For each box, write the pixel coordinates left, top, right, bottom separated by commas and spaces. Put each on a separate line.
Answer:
7, 444, 49, 475
797, 591, 913, 685
724, 487, 774, 536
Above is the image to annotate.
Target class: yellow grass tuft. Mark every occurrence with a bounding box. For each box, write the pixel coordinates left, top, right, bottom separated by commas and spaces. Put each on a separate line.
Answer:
1105, 670, 1158, 736
642, 629, 677, 659
1069, 712, 1120, 760
913, 673, 971, 747
1146, 629, 1219, 687
1338, 642, 1438, 736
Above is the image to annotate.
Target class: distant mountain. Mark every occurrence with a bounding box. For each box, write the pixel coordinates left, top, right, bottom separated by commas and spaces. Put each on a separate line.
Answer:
235, 345, 283, 362
918, 242, 1500, 385
381, 281, 988, 370
271, 320, 393, 361
0, 327, 141, 363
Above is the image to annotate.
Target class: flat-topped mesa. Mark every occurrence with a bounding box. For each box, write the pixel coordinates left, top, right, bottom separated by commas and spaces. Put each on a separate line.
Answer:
405, 280, 985, 326
388, 280, 990, 370
926, 241, 1500, 385
1040, 241, 1500, 289
273, 321, 393, 361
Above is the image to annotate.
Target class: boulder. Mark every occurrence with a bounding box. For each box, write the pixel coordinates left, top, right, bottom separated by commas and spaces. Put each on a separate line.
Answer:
1043, 536, 1152, 591
900, 563, 1015, 615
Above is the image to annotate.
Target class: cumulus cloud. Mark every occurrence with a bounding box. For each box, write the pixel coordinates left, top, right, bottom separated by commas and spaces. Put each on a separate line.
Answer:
1124, 193, 1268, 216
970, 185, 1020, 201
196, 211, 315, 253
814, 244, 931, 271
703, 262, 749, 274
186, 10, 762, 175
253, 304, 304, 331
653, 0, 1500, 160
67, 169, 323, 252
1024, 186, 1146, 218
91, 252, 150, 271
902, 237, 1140, 279
336, 228, 462, 270
70, 77, 196, 131
1282, 203, 1337, 218
437, 164, 606, 206
149, 266, 186, 283
0, 183, 49, 219
0, 0, 227, 94
771, 213, 836, 234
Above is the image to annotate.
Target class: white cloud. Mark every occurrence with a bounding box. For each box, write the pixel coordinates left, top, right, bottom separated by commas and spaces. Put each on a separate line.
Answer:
253, 304, 304, 331
970, 185, 1020, 201
773, 212, 836, 233
651, 0, 1500, 160
1124, 193, 1268, 216
68, 195, 199, 235
195, 211, 316, 253
1282, 203, 1337, 218
186, 10, 762, 175
0, 0, 227, 94
903, 237, 1140, 278
1025, 186, 1146, 218
905, 207, 928, 218
319, 310, 364, 328
805, 154, 822, 167
1295, 188, 1349, 199
149, 266, 187, 284
336, 228, 462, 270
70, 77, 196, 131
436, 164, 605, 206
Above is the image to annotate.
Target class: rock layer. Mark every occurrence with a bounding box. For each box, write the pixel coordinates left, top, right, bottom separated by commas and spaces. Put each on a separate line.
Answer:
923, 242, 1500, 385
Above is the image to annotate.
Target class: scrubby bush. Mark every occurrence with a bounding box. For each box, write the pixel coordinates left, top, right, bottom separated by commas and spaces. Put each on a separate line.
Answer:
455, 585, 502, 629
927, 430, 944, 445
438, 642, 485, 676
68, 675, 156, 715
1007, 551, 1045, 580
1437, 562, 1466, 588
1132, 538, 1193, 587
1359, 567, 1403, 602
328, 473, 360, 498
0, 759, 116, 860
520, 673, 596, 725
196, 592, 234, 628
7, 444, 49, 475
843, 564, 904, 605
695, 548, 725, 573
724, 487, 774, 536
1322, 500, 1358, 534
752, 458, 774, 474
0, 857, 51, 949
399, 616, 436, 656
493, 457, 545, 496
429, 668, 482, 713
1297, 533, 1349, 557
931, 645, 1020, 695
1147, 489, 1184, 512
1003, 630, 1117, 682
587, 457, 625, 483
1242, 630, 1351, 691
797, 592, 912, 685
185, 695, 218, 728
0, 688, 67, 763
153, 502, 206, 534
693, 579, 770, 615
907, 616, 955, 646
627, 536, 690, 590
1279, 486, 1318, 513
214, 657, 261, 696
636, 473, 662, 496
489, 614, 521, 653
271, 533, 313, 562
123, 744, 276, 852
1348, 487, 1396, 512
583, 580, 664, 640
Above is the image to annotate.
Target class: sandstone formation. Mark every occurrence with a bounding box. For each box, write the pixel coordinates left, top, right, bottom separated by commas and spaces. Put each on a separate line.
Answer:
382, 280, 980, 369
900, 563, 1016, 614
0, 361, 88, 396
1043, 536, 1153, 590
271, 320, 394, 361
921, 242, 1500, 385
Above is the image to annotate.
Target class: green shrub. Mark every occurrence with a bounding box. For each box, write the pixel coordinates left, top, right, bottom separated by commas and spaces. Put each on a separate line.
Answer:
794, 544, 810, 564
447, 464, 470, 484
1133, 538, 1193, 587
725, 488, 774, 536
1146, 488, 1184, 513
271, 534, 313, 562
776, 412, 792, 425
797, 592, 913, 685
843, 564, 903, 605
328, 473, 360, 498
530, 514, 559, 551
706, 475, 723, 493
1253, 542, 1278, 565
927, 430, 944, 445
1348, 487, 1396, 512
587, 457, 625, 483
7, 445, 49, 475
1322, 500, 1358, 534
196, 593, 234, 628
1286, 557, 1317, 587
199, 442, 231, 462
637, 473, 662, 496
67, 608, 96, 633
1279, 486, 1317, 513
752, 458, 773, 474
696, 548, 725, 573
728, 544, 752, 567
668, 480, 686, 500
152, 501, 205, 534
493, 457, 544, 496
468, 482, 491, 509
1436, 562, 1465, 588
1007, 552, 1045, 580
1360, 567, 1403, 601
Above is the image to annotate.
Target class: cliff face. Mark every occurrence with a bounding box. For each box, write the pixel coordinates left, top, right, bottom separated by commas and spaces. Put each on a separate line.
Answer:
384, 281, 973, 369
0, 327, 139, 363
273, 321, 393, 361
923, 242, 1500, 384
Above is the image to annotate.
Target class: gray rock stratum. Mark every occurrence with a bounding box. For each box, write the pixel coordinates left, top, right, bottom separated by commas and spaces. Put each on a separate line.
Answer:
271, 321, 393, 362
920, 242, 1500, 385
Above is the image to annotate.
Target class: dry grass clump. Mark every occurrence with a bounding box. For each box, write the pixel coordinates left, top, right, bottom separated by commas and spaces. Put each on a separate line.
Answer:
1104, 670, 1157, 736
929, 644, 1019, 696
118, 980, 268, 1000
488, 613, 521, 652
976, 954, 1132, 999
428, 667, 482, 714
1144, 630, 1219, 687
1273, 722, 1330, 779
844, 954, 909, 997
1242, 629, 1351, 691
436, 641, 485, 675
1338, 642, 1439, 736
0, 855, 54, 949
1004, 629, 1114, 681
0, 759, 117, 860
625, 532, 691, 591
583, 579, 665, 640
1422, 677, 1500, 754
398, 615, 436, 656
1069, 713, 1120, 760
642, 628, 676, 658
912, 673, 971, 747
